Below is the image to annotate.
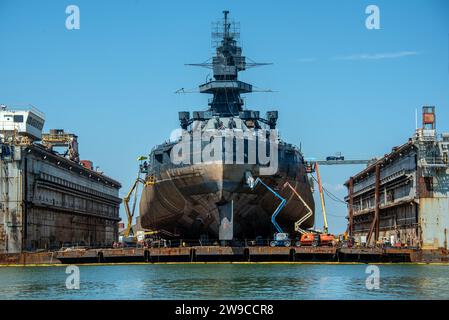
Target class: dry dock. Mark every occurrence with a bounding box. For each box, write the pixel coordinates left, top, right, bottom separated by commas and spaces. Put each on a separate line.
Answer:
1, 108, 122, 253
2, 106, 448, 267
345, 107, 449, 251
2, 246, 449, 266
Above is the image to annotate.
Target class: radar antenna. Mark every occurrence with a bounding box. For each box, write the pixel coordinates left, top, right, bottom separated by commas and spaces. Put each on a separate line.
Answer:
186, 10, 271, 70
181, 11, 275, 117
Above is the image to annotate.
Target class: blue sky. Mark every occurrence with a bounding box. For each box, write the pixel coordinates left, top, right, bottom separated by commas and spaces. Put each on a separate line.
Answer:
1, 0, 448, 234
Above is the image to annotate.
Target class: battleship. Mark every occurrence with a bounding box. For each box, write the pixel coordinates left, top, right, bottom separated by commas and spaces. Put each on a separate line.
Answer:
139, 11, 315, 241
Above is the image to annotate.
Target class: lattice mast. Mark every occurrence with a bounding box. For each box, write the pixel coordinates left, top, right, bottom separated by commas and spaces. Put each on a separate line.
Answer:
187, 11, 270, 116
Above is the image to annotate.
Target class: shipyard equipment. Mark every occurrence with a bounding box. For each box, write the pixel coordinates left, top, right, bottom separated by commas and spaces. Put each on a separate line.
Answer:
307, 159, 374, 168
139, 11, 315, 241
41, 129, 79, 162
297, 162, 336, 247
283, 182, 313, 235
123, 177, 145, 238
326, 152, 344, 161
299, 232, 335, 247
304, 156, 375, 243
315, 162, 329, 234
250, 178, 289, 247
123, 157, 150, 238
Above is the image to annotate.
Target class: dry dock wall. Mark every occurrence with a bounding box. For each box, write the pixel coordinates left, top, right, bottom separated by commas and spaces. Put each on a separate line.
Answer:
347, 143, 421, 247
3, 246, 446, 265
346, 107, 449, 249
0, 144, 122, 253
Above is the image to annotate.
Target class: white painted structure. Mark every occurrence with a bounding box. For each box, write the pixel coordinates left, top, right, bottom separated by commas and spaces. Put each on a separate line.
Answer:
0, 106, 45, 141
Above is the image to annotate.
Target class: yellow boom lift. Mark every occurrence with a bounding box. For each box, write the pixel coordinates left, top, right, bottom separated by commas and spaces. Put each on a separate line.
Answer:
315, 162, 329, 234
282, 182, 313, 235
123, 176, 145, 237
123, 156, 153, 237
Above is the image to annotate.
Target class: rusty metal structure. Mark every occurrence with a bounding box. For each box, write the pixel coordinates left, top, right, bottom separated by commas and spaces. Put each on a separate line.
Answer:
345, 107, 449, 249
0, 106, 122, 253
41, 129, 80, 163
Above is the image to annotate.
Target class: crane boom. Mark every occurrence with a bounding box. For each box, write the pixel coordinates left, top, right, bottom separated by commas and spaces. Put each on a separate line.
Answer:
314, 162, 329, 234
282, 182, 313, 235
123, 177, 145, 237
315, 160, 372, 165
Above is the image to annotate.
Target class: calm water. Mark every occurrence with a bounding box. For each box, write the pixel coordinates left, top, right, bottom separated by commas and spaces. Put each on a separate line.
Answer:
0, 263, 448, 300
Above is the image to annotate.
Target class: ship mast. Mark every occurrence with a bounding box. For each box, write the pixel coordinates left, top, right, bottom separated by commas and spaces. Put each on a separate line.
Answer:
223, 10, 230, 40
187, 11, 271, 117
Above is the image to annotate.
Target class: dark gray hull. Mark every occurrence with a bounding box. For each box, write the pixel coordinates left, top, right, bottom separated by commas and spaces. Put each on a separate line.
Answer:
139, 161, 314, 239
139, 11, 315, 240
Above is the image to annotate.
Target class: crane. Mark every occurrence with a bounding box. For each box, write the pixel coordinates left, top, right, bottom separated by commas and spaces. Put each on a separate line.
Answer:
299, 157, 373, 246
303, 156, 374, 244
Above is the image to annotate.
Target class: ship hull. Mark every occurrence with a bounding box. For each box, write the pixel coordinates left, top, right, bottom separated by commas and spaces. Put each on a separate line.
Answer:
139, 161, 314, 239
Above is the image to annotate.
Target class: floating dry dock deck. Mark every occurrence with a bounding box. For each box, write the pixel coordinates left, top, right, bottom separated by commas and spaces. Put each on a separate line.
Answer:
2, 246, 449, 265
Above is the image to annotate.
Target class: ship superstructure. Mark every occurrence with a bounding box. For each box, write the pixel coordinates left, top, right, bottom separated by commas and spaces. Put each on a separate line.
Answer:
139, 11, 314, 242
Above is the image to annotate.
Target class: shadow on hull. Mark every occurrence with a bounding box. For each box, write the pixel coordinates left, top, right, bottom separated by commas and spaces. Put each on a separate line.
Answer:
139, 162, 314, 239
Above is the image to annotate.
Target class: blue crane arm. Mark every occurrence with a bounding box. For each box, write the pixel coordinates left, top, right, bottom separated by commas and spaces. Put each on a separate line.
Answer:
253, 178, 287, 234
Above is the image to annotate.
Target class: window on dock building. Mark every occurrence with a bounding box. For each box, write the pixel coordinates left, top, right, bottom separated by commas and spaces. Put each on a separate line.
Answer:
13, 115, 24, 122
